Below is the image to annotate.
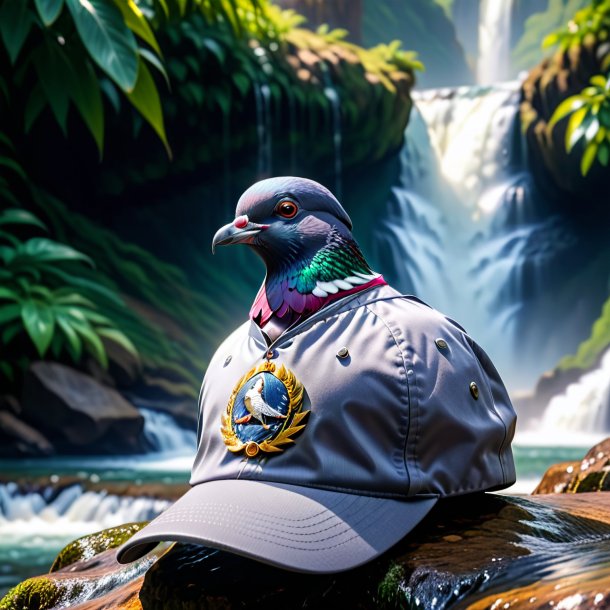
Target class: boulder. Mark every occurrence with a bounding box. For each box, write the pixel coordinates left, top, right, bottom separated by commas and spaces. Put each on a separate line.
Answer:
534, 437, 610, 494
21, 362, 145, 454
4, 493, 610, 610
0, 410, 54, 457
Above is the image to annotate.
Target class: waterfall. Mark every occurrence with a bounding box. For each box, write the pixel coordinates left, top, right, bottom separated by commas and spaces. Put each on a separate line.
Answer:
477, 0, 514, 84
253, 79, 273, 178
373, 82, 573, 390
140, 408, 197, 454
537, 350, 610, 440
0, 482, 170, 535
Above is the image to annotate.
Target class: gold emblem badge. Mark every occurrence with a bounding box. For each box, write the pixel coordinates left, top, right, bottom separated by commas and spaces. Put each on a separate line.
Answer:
220, 361, 309, 457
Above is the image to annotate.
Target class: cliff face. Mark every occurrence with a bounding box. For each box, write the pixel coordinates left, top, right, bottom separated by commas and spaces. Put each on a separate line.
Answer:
521, 39, 610, 204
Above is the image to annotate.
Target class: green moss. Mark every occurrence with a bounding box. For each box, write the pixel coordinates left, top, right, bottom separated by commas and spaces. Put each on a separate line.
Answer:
559, 296, 610, 371
0, 577, 62, 610
377, 562, 408, 608
51, 522, 149, 572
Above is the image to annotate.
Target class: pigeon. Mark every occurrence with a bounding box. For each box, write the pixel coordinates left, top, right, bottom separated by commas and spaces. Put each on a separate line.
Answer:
234, 377, 287, 430
212, 176, 386, 341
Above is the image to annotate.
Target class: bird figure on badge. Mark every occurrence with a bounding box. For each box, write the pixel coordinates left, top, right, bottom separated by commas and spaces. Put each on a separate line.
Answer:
212, 176, 386, 342
234, 378, 287, 429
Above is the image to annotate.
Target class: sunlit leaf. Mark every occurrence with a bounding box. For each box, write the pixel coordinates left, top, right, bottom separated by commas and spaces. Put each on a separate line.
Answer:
16, 238, 94, 266
22, 300, 55, 356
0, 208, 47, 231
0, 0, 33, 63
565, 107, 588, 151
126, 59, 171, 156
581, 141, 598, 175
72, 319, 108, 368
114, 0, 162, 56
34, 0, 64, 26
548, 95, 586, 129
590, 75, 608, 88
66, 0, 139, 92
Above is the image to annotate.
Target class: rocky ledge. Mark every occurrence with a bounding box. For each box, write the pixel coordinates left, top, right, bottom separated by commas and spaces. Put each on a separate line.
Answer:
3, 440, 610, 610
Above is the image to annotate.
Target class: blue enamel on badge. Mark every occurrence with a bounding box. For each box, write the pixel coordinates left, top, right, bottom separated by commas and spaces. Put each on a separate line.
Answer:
221, 361, 309, 457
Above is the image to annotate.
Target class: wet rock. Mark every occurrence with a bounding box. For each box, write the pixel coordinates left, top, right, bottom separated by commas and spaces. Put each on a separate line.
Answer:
5, 493, 610, 610
0, 410, 54, 457
535, 438, 610, 494
51, 523, 148, 572
21, 361, 146, 454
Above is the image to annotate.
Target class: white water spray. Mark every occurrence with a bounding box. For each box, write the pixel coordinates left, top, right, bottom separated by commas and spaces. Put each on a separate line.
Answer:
478, 0, 514, 84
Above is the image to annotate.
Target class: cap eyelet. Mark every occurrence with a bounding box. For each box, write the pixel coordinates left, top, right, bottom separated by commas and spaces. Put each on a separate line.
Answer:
337, 347, 349, 359
224, 356, 232, 367
435, 338, 448, 350
470, 382, 479, 400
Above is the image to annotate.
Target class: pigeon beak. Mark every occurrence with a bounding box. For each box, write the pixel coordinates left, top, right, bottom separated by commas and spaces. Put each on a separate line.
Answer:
212, 217, 269, 253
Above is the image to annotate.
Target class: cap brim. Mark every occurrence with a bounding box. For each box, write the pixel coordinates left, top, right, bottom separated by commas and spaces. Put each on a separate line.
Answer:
116, 480, 437, 573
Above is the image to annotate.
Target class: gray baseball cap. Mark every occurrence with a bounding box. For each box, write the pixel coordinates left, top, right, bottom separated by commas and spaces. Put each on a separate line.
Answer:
117, 284, 516, 572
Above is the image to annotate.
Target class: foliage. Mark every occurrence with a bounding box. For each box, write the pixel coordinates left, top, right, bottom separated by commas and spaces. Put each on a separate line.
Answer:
543, 0, 610, 50
548, 73, 610, 175
0, 0, 270, 156
512, 0, 589, 73
559, 294, 610, 370
0, 207, 138, 382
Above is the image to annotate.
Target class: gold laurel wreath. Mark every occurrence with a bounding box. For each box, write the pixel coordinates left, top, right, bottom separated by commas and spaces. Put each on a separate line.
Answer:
220, 361, 308, 456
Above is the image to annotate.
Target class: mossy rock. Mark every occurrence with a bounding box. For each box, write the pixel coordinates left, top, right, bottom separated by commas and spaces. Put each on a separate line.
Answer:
50, 522, 148, 572
0, 578, 65, 610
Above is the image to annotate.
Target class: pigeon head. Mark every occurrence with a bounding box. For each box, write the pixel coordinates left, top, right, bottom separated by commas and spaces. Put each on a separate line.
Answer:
212, 176, 353, 263
212, 177, 384, 336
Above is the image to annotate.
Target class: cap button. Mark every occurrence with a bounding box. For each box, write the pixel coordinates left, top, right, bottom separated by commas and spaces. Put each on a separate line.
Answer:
337, 347, 349, 359
470, 382, 479, 400
435, 338, 448, 350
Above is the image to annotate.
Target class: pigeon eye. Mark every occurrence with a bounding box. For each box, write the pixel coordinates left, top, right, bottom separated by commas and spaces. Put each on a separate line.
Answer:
275, 200, 298, 219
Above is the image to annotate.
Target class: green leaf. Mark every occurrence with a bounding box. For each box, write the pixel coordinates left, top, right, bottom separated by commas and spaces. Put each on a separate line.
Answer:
56, 313, 83, 361
0, 208, 47, 231
34, 0, 64, 26
22, 300, 55, 356
0, 303, 21, 324
69, 55, 105, 155
565, 107, 588, 151
581, 141, 599, 175
114, 0, 161, 56
33, 40, 72, 134
97, 326, 138, 357
590, 74, 608, 88
65, 0, 139, 92
16, 238, 94, 265
549, 95, 587, 129
44, 266, 123, 305
0, 287, 19, 301
0, 156, 27, 180
126, 59, 171, 155
73, 320, 108, 368
139, 48, 169, 86
0, 0, 33, 63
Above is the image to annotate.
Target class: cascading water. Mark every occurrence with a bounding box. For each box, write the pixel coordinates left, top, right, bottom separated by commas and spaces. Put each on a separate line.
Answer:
140, 408, 197, 454
373, 82, 579, 391
538, 349, 610, 440
477, 0, 514, 84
